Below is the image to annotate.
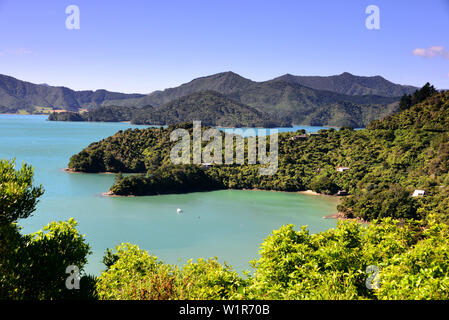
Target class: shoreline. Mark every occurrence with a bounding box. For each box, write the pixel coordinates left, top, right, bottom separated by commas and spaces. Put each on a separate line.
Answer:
244, 188, 341, 198
324, 212, 369, 224
298, 190, 322, 196
64, 170, 344, 200
2, 114, 337, 129
62, 168, 118, 174
63, 169, 341, 194
100, 184, 343, 201
101, 191, 136, 197
66, 169, 358, 223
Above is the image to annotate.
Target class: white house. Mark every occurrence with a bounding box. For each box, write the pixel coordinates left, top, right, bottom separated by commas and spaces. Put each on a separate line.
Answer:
336, 166, 350, 172
290, 134, 308, 141
412, 190, 426, 197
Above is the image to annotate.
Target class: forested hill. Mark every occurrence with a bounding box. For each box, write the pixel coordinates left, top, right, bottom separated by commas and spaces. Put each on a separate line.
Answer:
49, 91, 290, 127
104, 71, 402, 127
272, 72, 417, 97
131, 91, 290, 127
368, 87, 449, 131
67, 85, 449, 222
109, 71, 414, 108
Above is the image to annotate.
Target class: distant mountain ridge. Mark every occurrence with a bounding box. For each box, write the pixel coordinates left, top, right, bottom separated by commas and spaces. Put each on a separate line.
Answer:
0, 74, 144, 113
1, 71, 418, 127
107, 71, 416, 108
272, 72, 417, 97
102, 71, 407, 126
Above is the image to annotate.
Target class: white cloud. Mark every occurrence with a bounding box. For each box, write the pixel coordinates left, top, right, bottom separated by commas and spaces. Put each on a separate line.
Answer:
13, 48, 32, 55
0, 48, 33, 56
413, 46, 449, 59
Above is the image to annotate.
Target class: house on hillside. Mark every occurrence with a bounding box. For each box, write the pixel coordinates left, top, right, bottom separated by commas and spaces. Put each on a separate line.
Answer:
290, 134, 308, 141
308, 132, 320, 137
412, 189, 426, 197
337, 190, 348, 196
336, 166, 350, 172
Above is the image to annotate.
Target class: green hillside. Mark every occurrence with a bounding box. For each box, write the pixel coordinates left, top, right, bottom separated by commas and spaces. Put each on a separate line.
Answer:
131, 91, 289, 127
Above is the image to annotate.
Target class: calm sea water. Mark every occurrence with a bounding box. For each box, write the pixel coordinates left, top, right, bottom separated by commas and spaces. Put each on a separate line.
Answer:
0, 115, 338, 275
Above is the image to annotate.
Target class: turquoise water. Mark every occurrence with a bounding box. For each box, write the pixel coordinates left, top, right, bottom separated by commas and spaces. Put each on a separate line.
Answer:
0, 115, 338, 275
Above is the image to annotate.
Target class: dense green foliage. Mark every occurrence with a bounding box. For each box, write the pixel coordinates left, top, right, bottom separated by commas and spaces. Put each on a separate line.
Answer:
6, 219, 93, 299
95, 218, 449, 300
244, 217, 449, 299
0, 159, 94, 299
96, 243, 242, 300
68, 125, 170, 173
398, 82, 437, 111
0, 159, 44, 223
109, 165, 223, 196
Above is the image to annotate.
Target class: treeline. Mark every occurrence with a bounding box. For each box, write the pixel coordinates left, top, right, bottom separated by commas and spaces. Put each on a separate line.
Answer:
398, 82, 437, 111
48, 111, 86, 122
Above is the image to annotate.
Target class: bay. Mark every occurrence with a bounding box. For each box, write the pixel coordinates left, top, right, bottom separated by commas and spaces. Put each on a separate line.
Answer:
0, 115, 339, 275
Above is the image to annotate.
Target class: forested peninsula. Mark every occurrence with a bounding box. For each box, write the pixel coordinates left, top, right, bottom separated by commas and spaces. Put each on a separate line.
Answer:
67, 84, 449, 222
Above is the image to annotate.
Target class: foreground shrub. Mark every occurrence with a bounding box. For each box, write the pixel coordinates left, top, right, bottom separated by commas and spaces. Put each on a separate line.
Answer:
96, 218, 449, 300
242, 218, 448, 300
96, 243, 242, 300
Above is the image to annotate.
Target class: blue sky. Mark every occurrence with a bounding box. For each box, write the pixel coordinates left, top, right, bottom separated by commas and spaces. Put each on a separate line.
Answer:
0, 0, 448, 93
